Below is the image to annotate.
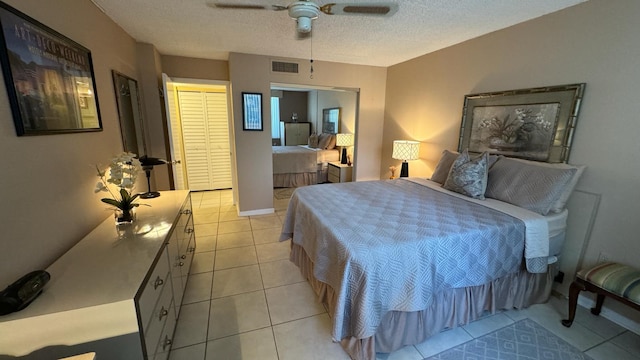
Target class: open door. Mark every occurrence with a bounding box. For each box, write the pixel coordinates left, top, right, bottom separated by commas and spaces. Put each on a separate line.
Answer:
162, 73, 187, 190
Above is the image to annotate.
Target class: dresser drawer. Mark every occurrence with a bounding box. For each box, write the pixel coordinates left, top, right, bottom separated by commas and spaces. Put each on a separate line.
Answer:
328, 173, 340, 183
152, 301, 177, 360
143, 273, 173, 357
138, 251, 170, 331
328, 164, 340, 178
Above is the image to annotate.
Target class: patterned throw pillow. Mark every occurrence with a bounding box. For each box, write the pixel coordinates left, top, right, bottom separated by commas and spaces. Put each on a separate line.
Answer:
443, 150, 489, 199
308, 133, 319, 148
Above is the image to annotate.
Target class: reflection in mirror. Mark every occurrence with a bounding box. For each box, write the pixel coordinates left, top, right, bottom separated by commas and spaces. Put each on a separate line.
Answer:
322, 107, 341, 134
112, 71, 146, 155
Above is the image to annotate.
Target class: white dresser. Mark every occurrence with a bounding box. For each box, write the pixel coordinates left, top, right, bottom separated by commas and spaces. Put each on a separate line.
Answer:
0, 190, 195, 360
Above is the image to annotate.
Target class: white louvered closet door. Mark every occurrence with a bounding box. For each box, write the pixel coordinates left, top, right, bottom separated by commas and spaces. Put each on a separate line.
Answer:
178, 90, 232, 191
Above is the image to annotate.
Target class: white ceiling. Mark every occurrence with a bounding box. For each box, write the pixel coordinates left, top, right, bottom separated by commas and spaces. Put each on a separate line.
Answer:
91, 0, 587, 67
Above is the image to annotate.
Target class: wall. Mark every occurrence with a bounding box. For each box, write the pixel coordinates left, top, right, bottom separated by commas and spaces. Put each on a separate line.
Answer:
280, 91, 308, 123
161, 55, 229, 81
228, 53, 387, 213
0, 0, 138, 287
384, 0, 640, 325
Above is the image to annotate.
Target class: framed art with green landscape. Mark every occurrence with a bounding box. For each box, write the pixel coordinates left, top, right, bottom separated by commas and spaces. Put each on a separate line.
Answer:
458, 84, 585, 163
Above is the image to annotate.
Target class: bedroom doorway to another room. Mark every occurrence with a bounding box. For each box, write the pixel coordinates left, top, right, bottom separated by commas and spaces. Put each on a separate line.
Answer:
163, 74, 235, 196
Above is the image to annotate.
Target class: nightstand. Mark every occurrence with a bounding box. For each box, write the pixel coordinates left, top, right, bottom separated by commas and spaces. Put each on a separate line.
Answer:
328, 162, 353, 183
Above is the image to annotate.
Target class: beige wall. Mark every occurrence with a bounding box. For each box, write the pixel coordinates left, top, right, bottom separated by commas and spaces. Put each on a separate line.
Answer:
228, 53, 386, 213
161, 55, 229, 81
384, 0, 640, 324
0, 0, 138, 286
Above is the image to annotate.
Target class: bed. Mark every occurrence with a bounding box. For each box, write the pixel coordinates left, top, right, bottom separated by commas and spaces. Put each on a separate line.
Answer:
272, 144, 340, 187
279, 151, 584, 359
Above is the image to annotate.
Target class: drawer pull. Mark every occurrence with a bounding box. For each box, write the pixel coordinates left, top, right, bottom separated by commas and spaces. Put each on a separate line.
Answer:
182, 209, 192, 215
162, 335, 172, 351
179, 261, 185, 267
153, 276, 164, 290
181, 254, 186, 259
185, 228, 194, 234
188, 247, 195, 253
159, 306, 169, 320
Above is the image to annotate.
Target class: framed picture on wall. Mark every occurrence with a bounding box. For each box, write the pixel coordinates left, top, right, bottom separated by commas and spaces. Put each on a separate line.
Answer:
242, 92, 263, 131
0, 1, 102, 136
458, 83, 585, 163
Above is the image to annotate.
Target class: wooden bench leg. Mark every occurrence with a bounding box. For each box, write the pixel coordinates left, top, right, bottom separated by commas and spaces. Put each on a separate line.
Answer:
591, 293, 605, 315
562, 279, 585, 327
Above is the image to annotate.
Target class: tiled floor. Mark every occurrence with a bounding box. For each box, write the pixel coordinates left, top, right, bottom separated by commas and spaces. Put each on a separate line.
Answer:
169, 189, 640, 360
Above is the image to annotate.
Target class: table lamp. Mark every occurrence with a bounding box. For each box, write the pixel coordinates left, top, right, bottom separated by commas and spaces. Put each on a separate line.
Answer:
138, 155, 168, 198
392, 140, 420, 177
335, 133, 354, 164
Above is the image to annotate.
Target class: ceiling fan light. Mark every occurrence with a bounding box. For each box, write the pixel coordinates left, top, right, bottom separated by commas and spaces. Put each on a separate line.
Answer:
296, 16, 313, 33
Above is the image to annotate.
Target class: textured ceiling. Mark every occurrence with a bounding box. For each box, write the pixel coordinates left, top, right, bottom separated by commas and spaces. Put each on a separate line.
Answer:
91, 0, 587, 67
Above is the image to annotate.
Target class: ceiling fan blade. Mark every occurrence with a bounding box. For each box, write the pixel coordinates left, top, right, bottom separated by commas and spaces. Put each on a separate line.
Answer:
320, 2, 398, 17
206, 2, 288, 10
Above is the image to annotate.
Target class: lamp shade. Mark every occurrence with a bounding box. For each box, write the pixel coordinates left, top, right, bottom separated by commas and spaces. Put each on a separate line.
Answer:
392, 140, 420, 161
336, 133, 354, 147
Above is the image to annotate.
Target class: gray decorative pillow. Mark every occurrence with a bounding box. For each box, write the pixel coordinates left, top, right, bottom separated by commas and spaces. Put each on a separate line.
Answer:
443, 150, 489, 199
485, 157, 578, 215
318, 133, 331, 149
430, 150, 459, 184
308, 133, 318, 148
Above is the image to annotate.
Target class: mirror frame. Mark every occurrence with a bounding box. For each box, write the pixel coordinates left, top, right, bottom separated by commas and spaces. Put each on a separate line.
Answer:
322, 107, 341, 134
112, 70, 147, 156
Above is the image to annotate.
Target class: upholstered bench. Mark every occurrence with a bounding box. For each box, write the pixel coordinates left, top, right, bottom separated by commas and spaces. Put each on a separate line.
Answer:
562, 262, 640, 327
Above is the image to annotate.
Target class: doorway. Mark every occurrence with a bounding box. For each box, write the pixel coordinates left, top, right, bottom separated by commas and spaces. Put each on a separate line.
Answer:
163, 75, 235, 192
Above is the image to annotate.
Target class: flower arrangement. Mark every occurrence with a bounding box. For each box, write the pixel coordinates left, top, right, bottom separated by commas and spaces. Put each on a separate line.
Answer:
478, 108, 552, 145
94, 152, 142, 223
389, 165, 397, 179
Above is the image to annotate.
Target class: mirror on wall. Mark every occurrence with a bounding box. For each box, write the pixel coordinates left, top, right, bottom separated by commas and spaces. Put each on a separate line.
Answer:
322, 107, 341, 134
112, 70, 146, 156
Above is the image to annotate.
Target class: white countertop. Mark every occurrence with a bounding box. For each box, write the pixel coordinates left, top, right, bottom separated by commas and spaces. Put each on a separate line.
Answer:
0, 190, 190, 356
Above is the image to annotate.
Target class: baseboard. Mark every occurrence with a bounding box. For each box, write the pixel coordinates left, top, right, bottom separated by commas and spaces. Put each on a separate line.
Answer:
578, 294, 640, 335
238, 208, 275, 217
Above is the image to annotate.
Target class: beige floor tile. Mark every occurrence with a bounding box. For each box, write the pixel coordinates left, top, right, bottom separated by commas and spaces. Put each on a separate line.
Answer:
194, 211, 219, 225
610, 331, 640, 358
250, 216, 281, 230
212, 264, 264, 298
265, 282, 326, 325
205, 327, 278, 360
190, 251, 215, 274
219, 211, 245, 222
376, 345, 423, 360
182, 272, 213, 304
192, 206, 219, 215
259, 259, 305, 289
272, 314, 349, 360
214, 246, 258, 270
196, 235, 216, 253
169, 343, 206, 360
252, 228, 282, 245
414, 327, 473, 358
462, 313, 514, 338
172, 301, 211, 348
218, 219, 251, 235
273, 199, 290, 211
216, 231, 254, 250
208, 290, 271, 340
255, 240, 291, 263
586, 341, 639, 360
196, 223, 219, 237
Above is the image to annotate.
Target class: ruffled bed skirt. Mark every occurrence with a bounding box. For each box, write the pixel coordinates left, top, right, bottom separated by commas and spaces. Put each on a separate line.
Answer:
273, 172, 317, 188
290, 243, 556, 360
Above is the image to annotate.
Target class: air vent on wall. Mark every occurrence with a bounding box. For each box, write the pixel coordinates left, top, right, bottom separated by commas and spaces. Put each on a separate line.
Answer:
272, 61, 299, 74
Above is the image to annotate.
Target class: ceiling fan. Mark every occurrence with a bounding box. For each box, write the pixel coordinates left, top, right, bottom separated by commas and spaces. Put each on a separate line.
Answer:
208, 1, 398, 38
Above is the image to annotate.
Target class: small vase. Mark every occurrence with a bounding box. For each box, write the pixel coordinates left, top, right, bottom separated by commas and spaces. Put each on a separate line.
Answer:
115, 208, 135, 225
